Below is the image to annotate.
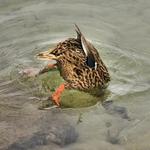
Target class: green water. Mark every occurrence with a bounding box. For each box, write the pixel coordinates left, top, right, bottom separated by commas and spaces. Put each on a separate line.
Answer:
0, 0, 150, 149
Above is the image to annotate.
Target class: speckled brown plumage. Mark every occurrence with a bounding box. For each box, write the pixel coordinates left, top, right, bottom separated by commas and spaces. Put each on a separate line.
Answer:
37, 25, 110, 106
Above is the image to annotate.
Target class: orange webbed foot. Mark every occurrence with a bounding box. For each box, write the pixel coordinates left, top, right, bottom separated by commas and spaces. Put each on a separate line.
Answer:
51, 84, 65, 107
51, 93, 61, 107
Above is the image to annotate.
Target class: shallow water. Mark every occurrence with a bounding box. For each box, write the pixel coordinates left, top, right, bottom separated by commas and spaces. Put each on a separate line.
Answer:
0, 0, 150, 149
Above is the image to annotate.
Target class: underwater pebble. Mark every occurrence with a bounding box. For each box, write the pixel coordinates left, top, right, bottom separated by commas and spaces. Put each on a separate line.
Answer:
107, 129, 120, 144
19, 67, 40, 77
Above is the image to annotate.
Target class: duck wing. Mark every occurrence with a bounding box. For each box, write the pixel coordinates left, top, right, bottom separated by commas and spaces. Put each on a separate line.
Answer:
75, 24, 100, 69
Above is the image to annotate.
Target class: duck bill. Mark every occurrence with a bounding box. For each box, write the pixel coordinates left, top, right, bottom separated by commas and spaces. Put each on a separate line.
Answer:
36, 50, 58, 61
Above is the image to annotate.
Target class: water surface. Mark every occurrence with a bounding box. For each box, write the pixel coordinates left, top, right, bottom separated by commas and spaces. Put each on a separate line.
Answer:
0, 0, 150, 149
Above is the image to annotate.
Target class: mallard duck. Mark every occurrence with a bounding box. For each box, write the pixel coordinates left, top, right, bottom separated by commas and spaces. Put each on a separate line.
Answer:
36, 25, 110, 107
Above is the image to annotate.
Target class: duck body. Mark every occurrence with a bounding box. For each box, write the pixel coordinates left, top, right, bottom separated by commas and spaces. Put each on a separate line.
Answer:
37, 25, 110, 106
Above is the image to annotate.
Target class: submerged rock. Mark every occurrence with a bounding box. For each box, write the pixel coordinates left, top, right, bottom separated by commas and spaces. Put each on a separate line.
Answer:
17, 66, 110, 109
7, 123, 78, 150
48, 124, 78, 146
102, 100, 130, 120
